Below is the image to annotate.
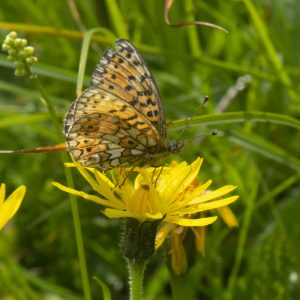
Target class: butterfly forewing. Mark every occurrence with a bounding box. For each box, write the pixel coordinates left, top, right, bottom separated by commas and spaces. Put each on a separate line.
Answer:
91, 39, 166, 138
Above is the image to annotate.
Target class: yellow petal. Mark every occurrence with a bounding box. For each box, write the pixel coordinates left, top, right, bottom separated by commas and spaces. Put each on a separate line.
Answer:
192, 226, 206, 255
0, 185, 26, 230
93, 170, 124, 206
189, 186, 237, 204
155, 223, 173, 249
179, 196, 239, 215
52, 181, 124, 209
103, 208, 140, 219
0, 183, 5, 204
184, 179, 213, 202
218, 206, 239, 228
93, 168, 115, 189
127, 183, 165, 218
159, 158, 203, 198
166, 216, 217, 226
74, 162, 108, 194
170, 230, 188, 275
144, 212, 164, 220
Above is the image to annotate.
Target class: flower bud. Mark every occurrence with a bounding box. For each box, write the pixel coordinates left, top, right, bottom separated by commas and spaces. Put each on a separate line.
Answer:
7, 31, 17, 39
2, 31, 37, 77
13, 38, 24, 48
2, 44, 10, 52
14, 68, 26, 77
26, 56, 38, 65
24, 46, 35, 56
14, 38, 28, 49
3, 37, 14, 46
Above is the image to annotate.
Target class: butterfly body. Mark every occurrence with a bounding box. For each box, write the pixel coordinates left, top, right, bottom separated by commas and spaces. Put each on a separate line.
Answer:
64, 39, 186, 170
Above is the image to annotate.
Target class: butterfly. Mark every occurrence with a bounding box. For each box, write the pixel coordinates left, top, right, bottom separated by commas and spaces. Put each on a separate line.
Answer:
64, 39, 186, 170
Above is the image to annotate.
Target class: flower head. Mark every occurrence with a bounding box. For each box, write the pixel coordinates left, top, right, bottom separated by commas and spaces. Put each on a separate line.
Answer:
53, 157, 238, 227
53, 157, 238, 267
0, 183, 26, 230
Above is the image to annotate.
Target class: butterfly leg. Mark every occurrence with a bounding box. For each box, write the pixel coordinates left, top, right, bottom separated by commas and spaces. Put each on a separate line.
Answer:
152, 165, 164, 188
117, 167, 136, 188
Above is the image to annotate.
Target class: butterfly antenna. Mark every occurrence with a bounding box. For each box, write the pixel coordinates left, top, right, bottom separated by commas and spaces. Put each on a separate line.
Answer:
175, 95, 209, 142
188, 130, 219, 144
0, 143, 67, 154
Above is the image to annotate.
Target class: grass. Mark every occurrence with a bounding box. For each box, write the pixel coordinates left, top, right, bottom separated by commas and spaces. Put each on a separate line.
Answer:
0, 0, 299, 299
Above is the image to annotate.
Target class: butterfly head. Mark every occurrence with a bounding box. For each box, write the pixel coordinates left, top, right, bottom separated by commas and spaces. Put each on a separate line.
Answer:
168, 140, 188, 154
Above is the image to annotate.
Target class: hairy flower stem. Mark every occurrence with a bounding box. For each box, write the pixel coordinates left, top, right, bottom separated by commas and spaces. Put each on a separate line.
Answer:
121, 218, 161, 299
127, 259, 146, 300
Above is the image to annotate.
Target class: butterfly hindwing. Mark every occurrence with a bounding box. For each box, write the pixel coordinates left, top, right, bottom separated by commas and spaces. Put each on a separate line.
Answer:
65, 89, 164, 169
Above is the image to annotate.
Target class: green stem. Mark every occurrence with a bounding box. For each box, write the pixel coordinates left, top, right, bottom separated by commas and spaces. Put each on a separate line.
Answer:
29, 74, 63, 140
121, 218, 161, 300
127, 259, 146, 300
104, 0, 129, 39
170, 273, 194, 300
28, 69, 91, 300
184, 0, 202, 57
225, 169, 259, 299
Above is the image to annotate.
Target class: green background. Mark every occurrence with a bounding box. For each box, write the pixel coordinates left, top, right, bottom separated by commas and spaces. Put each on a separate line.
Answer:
0, 0, 299, 299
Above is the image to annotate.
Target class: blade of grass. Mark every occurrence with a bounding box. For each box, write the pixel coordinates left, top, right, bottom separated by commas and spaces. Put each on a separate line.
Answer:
104, 0, 129, 39
93, 276, 112, 300
0, 22, 111, 44
19, 263, 81, 300
184, 0, 202, 57
0, 114, 50, 128
242, 0, 297, 103
76, 27, 116, 95
167, 111, 300, 131
227, 129, 300, 171
256, 173, 300, 209
0, 78, 68, 104
24, 66, 92, 299
5, 257, 40, 300
225, 164, 260, 299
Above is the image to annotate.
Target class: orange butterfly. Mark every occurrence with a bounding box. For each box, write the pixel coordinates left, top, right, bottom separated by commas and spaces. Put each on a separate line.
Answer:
1, 40, 186, 170
64, 39, 186, 170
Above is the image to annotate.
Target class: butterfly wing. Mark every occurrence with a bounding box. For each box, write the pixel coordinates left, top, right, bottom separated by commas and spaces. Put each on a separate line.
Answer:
65, 88, 164, 170
90, 39, 166, 139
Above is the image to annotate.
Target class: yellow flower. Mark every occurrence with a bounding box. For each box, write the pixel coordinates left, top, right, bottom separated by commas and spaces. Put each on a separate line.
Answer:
0, 183, 26, 230
154, 172, 239, 275
53, 157, 238, 228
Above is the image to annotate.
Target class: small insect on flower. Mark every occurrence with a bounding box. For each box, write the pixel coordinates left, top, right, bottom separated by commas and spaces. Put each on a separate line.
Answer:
64, 39, 187, 170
